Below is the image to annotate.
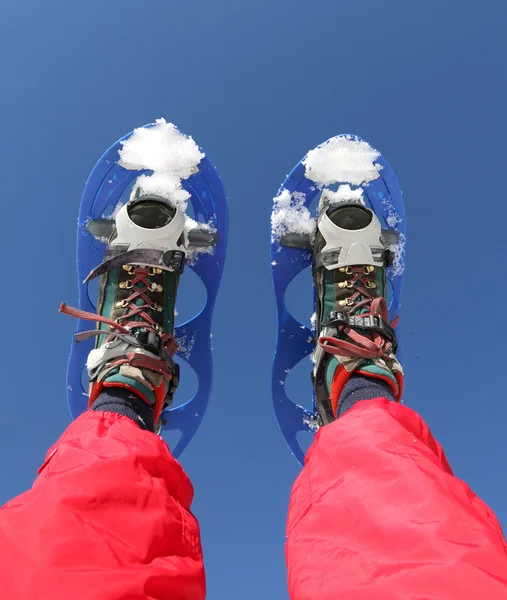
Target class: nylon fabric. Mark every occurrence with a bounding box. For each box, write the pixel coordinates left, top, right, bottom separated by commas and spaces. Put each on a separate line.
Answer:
286, 398, 507, 599
1, 400, 507, 598
0, 411, 205, 600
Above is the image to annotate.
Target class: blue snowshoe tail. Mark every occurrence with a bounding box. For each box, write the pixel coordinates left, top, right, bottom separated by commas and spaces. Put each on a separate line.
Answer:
67, 122, 228, 457
271, 135, 406, 464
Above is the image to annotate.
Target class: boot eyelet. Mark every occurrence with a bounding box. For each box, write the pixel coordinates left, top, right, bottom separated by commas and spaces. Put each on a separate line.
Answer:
339, 297, 355, 307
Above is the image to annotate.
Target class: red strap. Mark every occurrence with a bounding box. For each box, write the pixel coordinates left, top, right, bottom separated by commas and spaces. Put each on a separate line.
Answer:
329, 365, 354, 418
60, 303, 130, 334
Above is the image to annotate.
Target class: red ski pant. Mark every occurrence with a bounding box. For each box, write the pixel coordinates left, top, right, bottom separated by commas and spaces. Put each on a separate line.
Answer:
1, 398, 507, 599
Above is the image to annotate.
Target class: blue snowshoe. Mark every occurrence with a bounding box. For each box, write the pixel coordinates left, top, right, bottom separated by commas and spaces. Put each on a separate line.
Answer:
62, 120, 228, 457
271, 135, 406, 464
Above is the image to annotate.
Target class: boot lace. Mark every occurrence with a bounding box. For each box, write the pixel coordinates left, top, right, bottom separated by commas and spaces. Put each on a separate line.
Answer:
319, 266, 399, 361
60, 265, 178, 357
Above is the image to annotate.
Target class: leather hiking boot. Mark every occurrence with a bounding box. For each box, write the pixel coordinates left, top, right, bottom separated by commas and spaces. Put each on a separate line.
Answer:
312, 202, 404, 424
61, 191, 186, 430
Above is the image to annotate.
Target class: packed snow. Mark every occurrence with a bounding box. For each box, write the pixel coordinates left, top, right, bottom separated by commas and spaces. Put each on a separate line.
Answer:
119, 118, 203, 182
130, 172, 191, 211
271, 189, 316, 242
86, 345, 106, 371
118, 118, 204, 213
319, 184, 365, 211
303, 136, 382, 186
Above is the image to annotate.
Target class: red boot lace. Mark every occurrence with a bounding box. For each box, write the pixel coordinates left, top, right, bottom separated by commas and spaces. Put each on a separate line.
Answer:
60, 266, 178, 357
319, 266, 399, 361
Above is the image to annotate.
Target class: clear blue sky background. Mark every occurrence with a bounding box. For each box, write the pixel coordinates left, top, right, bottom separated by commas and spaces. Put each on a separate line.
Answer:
1, 1, 506, 598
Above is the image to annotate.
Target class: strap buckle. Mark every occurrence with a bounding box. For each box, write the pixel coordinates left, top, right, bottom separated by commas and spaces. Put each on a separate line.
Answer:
163, 250, 186, 274
323, 311, 398, 351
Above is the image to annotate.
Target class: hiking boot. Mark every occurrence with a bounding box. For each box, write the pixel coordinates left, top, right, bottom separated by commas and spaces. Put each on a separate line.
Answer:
61, 190, 186, 430
312, 201, 404, 424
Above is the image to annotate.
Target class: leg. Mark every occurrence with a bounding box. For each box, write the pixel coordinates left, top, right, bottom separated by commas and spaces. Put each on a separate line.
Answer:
0, 401, 204, 599
287, 379, 507, 599
287, 204, 507, 598
0, 194, 205, 598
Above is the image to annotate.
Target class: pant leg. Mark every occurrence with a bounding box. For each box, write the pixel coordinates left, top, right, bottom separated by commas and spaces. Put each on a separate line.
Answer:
0, 411, 205, 600
286, 398, 507, 599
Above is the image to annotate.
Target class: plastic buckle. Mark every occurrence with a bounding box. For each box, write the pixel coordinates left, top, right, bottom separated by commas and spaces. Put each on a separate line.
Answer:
162, 250, 186, 273
166, 362, 180, 405
324, 311, 398, 351
385, 249, 395, 267
136, 331, 160, 355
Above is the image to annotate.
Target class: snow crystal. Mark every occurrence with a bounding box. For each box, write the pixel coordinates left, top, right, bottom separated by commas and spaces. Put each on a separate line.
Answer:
175, 332, 196, 360
303, 413, 320, 432
387, 214, 401, 227
303, 136, 382, 186
310, 312, 317, 331
382, 197, 402, 228
186, 244, 214, 265
319, 184, 365, 211
271, 260, 278, 266
271, 189, 316, 242
389, 232, 406, 277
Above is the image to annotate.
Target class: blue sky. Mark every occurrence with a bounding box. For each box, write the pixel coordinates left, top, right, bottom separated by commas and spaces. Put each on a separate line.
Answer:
1, 0, 507, 598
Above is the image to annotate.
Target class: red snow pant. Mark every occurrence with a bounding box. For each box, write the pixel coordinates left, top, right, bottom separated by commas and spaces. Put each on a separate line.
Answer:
1, 399, 507, 599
